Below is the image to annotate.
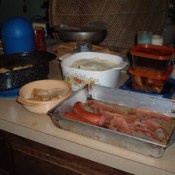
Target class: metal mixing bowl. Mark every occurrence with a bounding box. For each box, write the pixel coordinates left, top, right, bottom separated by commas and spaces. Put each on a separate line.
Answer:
54, 24, 107, 44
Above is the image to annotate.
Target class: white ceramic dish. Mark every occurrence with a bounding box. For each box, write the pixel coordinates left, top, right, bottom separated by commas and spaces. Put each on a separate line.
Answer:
17, 79, 72, 114
60, 52, 128, 91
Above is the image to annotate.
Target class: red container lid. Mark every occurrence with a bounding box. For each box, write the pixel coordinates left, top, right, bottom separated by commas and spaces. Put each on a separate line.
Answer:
130, 44, 175, 60
129, 66, 173, 80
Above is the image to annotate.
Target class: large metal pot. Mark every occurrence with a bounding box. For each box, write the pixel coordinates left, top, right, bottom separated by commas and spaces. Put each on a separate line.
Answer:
0, 51, 56, 90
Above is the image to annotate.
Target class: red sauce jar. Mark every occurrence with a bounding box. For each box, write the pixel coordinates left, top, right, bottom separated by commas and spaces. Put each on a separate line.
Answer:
34, 27, 46, 51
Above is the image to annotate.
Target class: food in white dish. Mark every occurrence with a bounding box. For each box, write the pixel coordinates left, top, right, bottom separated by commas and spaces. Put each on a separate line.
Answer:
70, 57, 117, 71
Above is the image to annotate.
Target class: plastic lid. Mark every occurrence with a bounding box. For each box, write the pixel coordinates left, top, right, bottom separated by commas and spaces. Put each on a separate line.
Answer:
2, 16, 34, 38
129, 66, 173, 80
130, 44, 175, 60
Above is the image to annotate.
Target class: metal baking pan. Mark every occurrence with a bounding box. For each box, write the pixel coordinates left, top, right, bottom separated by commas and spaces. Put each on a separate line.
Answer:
48, 85, 175, 158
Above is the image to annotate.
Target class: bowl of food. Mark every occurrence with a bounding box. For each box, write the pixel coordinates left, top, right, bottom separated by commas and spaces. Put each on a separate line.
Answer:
17, 79, 72, 114
60, 52, 128, 91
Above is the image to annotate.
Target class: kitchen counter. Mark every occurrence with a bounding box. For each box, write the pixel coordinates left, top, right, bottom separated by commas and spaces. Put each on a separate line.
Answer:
0, 60, 175, 175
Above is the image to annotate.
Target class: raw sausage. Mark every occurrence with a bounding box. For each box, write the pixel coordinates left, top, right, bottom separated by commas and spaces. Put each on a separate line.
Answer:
73, 101, 106, 126
64, 112, 93, 125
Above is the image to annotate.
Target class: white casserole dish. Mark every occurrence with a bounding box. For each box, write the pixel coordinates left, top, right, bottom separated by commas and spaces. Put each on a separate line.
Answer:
60, 52, 128, 91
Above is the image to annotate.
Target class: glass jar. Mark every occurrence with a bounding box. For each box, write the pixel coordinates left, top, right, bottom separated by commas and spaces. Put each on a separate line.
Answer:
34, 27, 46, 51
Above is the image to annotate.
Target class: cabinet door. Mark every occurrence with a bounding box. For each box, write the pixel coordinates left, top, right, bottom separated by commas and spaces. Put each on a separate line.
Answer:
3, 131, 132, 175
0, 130, 13, 175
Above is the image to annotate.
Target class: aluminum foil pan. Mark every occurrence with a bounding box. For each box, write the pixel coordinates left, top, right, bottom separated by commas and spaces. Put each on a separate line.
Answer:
48, 85, 175, 158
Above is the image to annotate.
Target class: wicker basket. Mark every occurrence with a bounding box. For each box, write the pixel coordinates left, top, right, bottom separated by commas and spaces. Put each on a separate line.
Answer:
49, 0, 168, 50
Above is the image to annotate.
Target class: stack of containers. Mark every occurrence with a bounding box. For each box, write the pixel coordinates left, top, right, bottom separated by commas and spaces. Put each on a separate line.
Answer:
129, 44, 175, 94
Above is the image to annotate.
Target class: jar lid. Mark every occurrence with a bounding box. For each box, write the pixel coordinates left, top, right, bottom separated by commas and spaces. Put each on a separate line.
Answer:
129, 66, 173, 80
2, 16, 34, 38
130, 44, 175, 60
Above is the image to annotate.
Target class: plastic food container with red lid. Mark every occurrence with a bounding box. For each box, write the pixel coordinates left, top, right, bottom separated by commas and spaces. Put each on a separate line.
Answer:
130, 44, 175, 74
128, 65, 173, 94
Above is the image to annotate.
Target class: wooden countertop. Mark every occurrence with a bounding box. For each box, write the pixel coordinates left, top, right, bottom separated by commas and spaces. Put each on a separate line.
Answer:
0, 60, 175, 175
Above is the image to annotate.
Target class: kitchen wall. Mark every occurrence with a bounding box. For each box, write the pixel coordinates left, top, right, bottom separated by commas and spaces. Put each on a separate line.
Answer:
0, 0, 48, 27
0, 0, 174, 46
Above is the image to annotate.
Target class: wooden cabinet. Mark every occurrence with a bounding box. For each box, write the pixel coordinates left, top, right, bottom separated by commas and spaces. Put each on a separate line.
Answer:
0, 131, 13, 175
0, 131, 132, 175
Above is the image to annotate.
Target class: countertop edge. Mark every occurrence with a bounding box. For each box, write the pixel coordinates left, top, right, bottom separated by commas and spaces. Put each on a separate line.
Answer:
0, 119, 174, 175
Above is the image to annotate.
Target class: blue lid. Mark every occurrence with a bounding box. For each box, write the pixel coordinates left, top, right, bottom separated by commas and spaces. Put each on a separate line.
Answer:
1, 16, 35, 54
2, 16, 34, 38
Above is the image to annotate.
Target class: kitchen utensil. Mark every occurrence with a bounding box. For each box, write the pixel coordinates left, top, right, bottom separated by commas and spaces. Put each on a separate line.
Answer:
48, 84, 175, 158
2, 16, 35, 54
60, 52, 128, 91
54, 42, 124, 58
129, 44, 175, 93
130, 44, 174, 73
53, 24, 107, 44
17, 79, 72, 114
120, 77, 175, 98
137, 31, 152, 44
129, 66, 173, 93
0, 51, 56, 90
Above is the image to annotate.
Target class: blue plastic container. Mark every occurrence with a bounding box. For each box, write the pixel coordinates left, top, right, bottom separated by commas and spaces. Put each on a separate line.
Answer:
1, 16, 34, 54
119, 78, 175, 98
0, 88, 19, 98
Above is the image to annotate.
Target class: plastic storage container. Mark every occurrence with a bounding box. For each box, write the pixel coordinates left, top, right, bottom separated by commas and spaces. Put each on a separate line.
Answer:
128, 66, 173, 93
130, 44, 174, 74
1, 16, 34, 54
119, 78, 175, 98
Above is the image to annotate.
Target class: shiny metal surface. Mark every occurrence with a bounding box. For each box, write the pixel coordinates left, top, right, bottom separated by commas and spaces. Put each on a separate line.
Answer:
54, 24, 107, 44
49, 85, 175, 158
